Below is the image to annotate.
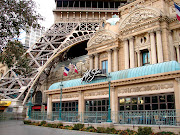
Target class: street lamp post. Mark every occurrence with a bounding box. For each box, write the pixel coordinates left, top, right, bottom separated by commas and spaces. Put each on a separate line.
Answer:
107, 73, 112, 122
58, 82, 63, 121
27, 89, 34, 119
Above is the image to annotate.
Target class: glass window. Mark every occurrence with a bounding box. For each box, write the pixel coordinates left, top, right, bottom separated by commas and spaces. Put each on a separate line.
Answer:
102, 100, 105, 105
86, 1, 91, 7
92, 1, 97, 8
120, 106, 124, 110
53, 101, 78, 112
152, 104, 158, 110
159, 95, 165, 102
98, 1, 103, 8
80, 1, 85, 7
104, 2, 109, 8
142, 50, 150, 66
160, 104, 166, 109
85, 99, 109, 112
168, 103, 174, 109
132, 97, 137, 104
126, 105, 130, 110
145, 97, 150, 103
132, 105, 137, 110
138, 97, 144, 104
94, 107, 96, 111
57, 1, 62, 7
74, 1, 79, 7
115, 2, 120, 8
119, 93, 174, 111
145, 104, 151, 110
167, 95, 174, 102
119, 98, 125, 105
102, 60, 108, 74
98, 101, 101, 105
152, 96, 158, 103
110, 2, 114, 8
139, 105, 144, 110
102, 107, 105, 111
63, 1, 68, 7
69, 1, 74, 7
126, 98, 131, 104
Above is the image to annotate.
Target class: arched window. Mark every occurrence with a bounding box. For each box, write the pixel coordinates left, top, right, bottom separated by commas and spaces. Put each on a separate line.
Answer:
35, 91, 42, 104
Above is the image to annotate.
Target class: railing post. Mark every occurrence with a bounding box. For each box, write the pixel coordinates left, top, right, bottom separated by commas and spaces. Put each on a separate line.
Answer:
146, 111, 147, 125
43, 112, 44, 121
123, 111, 124, 124
96, 112, 97, 123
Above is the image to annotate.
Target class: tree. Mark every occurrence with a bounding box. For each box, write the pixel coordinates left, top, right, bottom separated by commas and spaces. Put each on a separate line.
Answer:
0, 0, 42, 75
0, 0, 42, 48
0, 40, 31, 76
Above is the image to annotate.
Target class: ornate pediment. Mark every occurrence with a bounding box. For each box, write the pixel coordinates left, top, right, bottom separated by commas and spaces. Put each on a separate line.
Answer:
119, 7, 162, 29
87, 30, 117, 48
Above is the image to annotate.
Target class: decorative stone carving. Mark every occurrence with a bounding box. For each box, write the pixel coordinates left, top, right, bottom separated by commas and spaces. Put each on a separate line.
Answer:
87, 30, 117, 47
84, 90, 109, 97
52, 93, 79, 100
118, 83, 173, 94
119, 7, 161, 29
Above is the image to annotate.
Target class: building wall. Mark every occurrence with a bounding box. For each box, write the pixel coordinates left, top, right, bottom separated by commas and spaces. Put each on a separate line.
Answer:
44, 0, 180, 118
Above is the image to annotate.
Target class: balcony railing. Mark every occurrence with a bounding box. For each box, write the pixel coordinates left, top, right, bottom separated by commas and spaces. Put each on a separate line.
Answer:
54, 7, 118, 12
2, 109, 177, 126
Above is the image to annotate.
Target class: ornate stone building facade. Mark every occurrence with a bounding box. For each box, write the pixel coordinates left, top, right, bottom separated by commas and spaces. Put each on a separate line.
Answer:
44, 0, 180, 127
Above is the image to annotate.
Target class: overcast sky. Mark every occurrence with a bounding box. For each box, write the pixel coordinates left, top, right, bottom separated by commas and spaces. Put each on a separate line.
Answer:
34, 0, 56, 29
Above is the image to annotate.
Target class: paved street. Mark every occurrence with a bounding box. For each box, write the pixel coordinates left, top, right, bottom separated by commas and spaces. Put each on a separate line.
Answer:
0, 120, 111, 135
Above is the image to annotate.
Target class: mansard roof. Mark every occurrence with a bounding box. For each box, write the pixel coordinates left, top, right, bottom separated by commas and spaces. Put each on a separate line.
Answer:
48, 61, 180, 90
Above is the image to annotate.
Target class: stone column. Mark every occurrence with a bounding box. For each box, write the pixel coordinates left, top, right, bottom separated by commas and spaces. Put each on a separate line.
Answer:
89, 55, 94, 70
78, 91, 84, 122
137, 50, 141, 67
94, 53, 99, 69
169, 31, 175, 61
124, 39, 129, 69
107, 50, 112, 73
113, 48, 119, 71
129, 37, 135, 68
111, 87, 118, 123
174, 78, 180, 123
47, 94, 52, 120
175, 45, 180, 63
156, 30, 163, 63
148, 48, 151, 64
150, 31, 157, 64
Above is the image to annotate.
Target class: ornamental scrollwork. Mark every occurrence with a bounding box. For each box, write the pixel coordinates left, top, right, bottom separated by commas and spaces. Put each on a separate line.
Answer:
119, 7, 161, 29
84, 90, 109, 97
118, 83, 173, 94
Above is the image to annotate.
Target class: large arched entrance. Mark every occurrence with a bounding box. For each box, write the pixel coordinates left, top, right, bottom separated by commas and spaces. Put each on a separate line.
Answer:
0, 22, 99, 106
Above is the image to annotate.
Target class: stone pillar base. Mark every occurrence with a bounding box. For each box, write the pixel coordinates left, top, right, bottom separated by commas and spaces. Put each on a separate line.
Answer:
101, 122, 113, 128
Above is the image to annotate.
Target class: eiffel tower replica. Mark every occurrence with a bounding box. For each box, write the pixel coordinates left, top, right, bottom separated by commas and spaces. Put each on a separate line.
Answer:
0, 0, 130, 112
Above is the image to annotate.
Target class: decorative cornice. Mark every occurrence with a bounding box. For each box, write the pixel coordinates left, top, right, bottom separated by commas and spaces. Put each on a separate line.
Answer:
45, 70, 180, 95
118, 82, 173, 94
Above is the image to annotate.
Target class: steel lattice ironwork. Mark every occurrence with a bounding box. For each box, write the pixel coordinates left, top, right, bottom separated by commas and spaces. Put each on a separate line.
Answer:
0, 22, 99, 105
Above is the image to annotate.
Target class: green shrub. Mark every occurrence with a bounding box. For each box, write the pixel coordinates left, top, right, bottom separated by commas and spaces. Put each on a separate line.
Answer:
117, 129, 137, 135
64, 125, 73, 130
51, 124, 58, 128
106, 127, 117, 134
47, 123, 53, 127
56, 123, 63, 128
40, 121, 46, 126
155, 131, 176, 135
85, 126, 96, 132
97, 127, 106, 133
23, 120, 31, 124
73, 123, 84, 130
137, 127, 152, 135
